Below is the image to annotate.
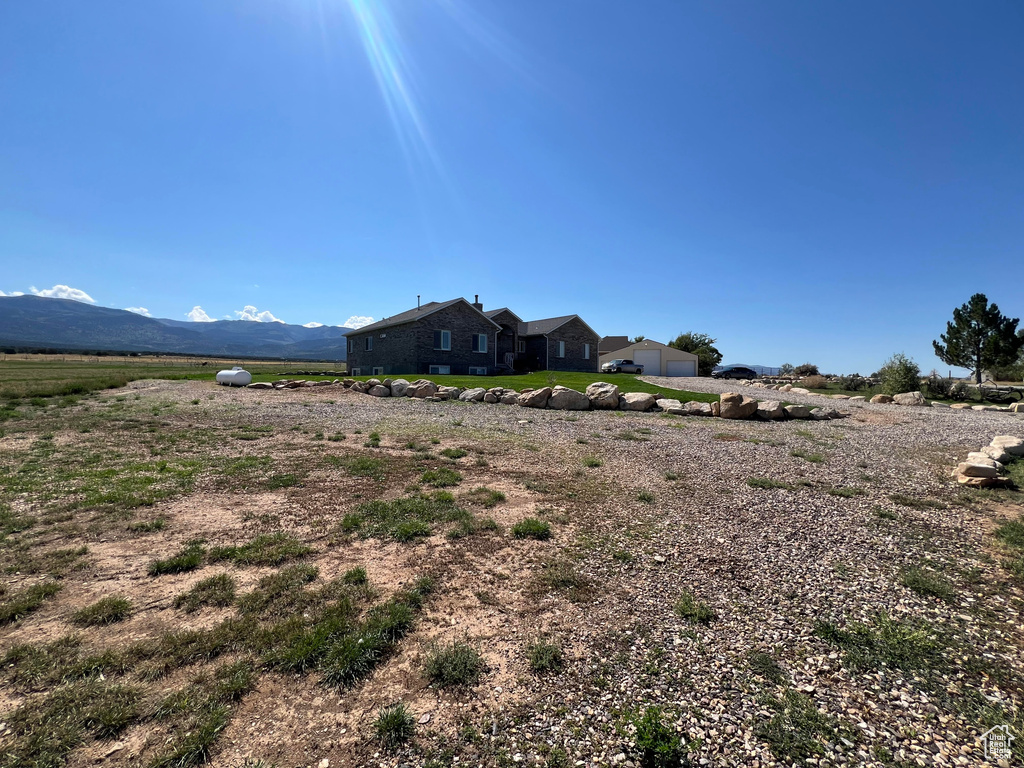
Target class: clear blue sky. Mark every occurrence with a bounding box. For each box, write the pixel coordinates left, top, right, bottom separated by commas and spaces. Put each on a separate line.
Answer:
2, 1, 1022, 374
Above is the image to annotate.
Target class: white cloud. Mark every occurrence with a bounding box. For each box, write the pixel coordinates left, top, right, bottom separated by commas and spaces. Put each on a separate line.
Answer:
0, 291, 26, 297
342, 315, 375, 329
125, 307, 151, 317
235, 305, 285, 323
186, 306, 215, 322
30, 284, 96, 303
303, 321, 325, 328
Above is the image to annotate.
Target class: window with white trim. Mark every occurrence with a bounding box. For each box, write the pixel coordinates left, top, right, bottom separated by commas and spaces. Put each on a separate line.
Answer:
557, 340, 565, 358
584, 343, 590, 360
364, 336, 373, 352
348, 338, 354, 354
350, 368, 361, 376
433, 330, 451, 351
372, 367, 384, 376
472, 333, 487, 353
469, 367, 487, 375
429, 365, 451, 375
517, 339, 526, 354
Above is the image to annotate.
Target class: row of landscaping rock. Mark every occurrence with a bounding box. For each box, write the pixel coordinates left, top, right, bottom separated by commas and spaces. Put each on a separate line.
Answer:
250, 378, 850, 420
952, 435, 1023, 488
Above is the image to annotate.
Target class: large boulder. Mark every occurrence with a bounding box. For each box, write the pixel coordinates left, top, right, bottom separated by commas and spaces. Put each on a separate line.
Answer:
483, 392, 499, 404
893, 391, 926, 407
548, 386, 591, 410
784, 405, 811, 419
436, 386, 462, 401
755, 400, 786, 420
655, 398, 682, 411
1011, 402, 1024, 413
248, 382, 273, 389
368, 385, 391, 397
870, 394, 894, 404
407, 381, 438, 399
956, 461, 1000, 478
499, 392, 519, 405
619, 392, 656, 411
966, 452, 1003, 470
677, 401, 713, 416
848, 396, 867, 403
789, 387, 810, 395
991, 436, 1024, 457
389, 379, 411, 397
719, 392, 758, 420
459, 387, 487, 402
586, 382, 620, 409
957, 475, 1014, 488
982, 445, 1013, 464
518, 387, 552, 408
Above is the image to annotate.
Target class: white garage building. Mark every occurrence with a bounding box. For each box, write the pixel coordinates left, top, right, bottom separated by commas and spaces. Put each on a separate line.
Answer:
599, 339, 699, 377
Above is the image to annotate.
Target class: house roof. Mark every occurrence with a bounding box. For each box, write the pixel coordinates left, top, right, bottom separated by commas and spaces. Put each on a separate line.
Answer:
484, 307, 523, 323
343, 298, 500, 335
599, 335, 630, 353
599, 338, 699, 361
519, 314, 578, 336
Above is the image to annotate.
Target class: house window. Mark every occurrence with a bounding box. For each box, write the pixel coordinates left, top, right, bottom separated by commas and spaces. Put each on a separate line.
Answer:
472, 333, 487, 353
372, 367, 384, 376
584, 343, 590, 360
517, 339, 526, 354
347, 338, 354, 354
469, 367, 487, 375
557, 340, 565, 358
350, 368, 361, 376
364, 336, 373, 352
433, 330, 451, 351
429, 365, 451, 375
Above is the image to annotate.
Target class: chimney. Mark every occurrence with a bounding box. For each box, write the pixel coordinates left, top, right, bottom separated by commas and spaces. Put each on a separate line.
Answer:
472, 294, 483, 312
417, 295, 421, 310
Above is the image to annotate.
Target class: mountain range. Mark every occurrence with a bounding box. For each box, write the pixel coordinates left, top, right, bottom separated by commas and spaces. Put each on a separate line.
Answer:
0, 295, 349, 360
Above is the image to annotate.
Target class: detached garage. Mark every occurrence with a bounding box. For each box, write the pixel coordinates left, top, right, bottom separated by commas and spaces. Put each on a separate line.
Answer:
599, 339, 699, 377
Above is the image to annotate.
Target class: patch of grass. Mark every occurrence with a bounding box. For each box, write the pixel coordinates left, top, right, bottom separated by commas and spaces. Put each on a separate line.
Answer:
175, 574, 237, 612
342, 566, 368, 585
663, 471, 679, 481
747, 651, 788, 684
342, 455, 387, 479
127, 516, 166, 533
813, 612, 941, 672
375, 702, 415, 750
674, 589, 715, 624
342, 494, 471, 541
623, 706, 687, 768
421, 467, 462, 488
72, 596, 132, 626
526, 638, 563, 673
5, 544, 90, 577
900, 567, 956, 602
615, 430, 648, 442
423, 641, 484, 688
236, 564, 320, 618
747, 478, 795, 491
150, 703, 230, 768
889, 494, 945, 510
0, 581, 62, 624
994, 519, 1024, 550
582, 455, 603, 468
364, 431, 381, 448
612, 549, 634, 564
872, 506, 899, 521
755, 689, 850, 763
512, 518, 552, 540
536, 561, 592, 602
827, 486, 865, 498
637, 490, 655, 503
464, 486, 506, 508
209, 533, 311, 567
789, 449, 824, 463
264, 473, 301, 489
439, 447, 468, 460
148, 540, 206, 576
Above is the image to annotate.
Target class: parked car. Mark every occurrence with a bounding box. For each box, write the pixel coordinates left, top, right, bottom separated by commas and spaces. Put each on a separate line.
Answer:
711, 365, 759, 380
601, 359, 644, 374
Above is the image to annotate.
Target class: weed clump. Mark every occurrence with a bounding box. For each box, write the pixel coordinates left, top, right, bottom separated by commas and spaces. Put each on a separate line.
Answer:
900, 567, 956, 602
421, 467, 462, 488
674, 590, 715, 624
149, 540, 206, 577
0, 581, 62, 624
175, 574, 237, 612
512, 518, 552, 540
375, 702, 415, 750
526, 638, 563, 673
424, 641, 484, 688
72, 596, 132, 626
209, 533, 311, 567
623, 706, 686, 768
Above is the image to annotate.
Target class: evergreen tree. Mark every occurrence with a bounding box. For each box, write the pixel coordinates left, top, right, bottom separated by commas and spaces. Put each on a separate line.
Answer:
933, 294, 1022, 384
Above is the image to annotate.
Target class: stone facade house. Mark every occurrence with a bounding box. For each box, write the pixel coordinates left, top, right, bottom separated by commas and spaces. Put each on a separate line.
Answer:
344, 296, 600, 376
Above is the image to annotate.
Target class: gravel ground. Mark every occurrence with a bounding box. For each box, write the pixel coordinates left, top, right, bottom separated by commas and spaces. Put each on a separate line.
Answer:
3, 379, 1024, 768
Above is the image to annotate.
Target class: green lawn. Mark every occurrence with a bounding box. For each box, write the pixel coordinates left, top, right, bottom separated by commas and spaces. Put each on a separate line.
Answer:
249, 370, 718, 404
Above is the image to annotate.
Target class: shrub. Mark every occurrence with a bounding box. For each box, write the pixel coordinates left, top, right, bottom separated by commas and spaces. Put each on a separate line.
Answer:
72, 596, 132, 626
877, 353, 921, 396
423, 641, 484, 687
421, 467, 462, 488
512, 518, 552, 540
526, 638, 563, 673
625, 706, 687, 768
802, 375, 828, 389
835, 375, 865, 391
794, 363, 819, 377
674, 590, 715, 623
374, 703, 415, 750
925, 375, 955, 400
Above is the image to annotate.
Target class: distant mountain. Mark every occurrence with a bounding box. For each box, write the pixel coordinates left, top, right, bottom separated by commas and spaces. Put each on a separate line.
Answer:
716, 363, 781, 375
0, 295, 349, 360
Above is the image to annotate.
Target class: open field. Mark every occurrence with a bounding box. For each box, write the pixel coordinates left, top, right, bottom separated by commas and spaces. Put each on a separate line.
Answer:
1, 376, 1023, 767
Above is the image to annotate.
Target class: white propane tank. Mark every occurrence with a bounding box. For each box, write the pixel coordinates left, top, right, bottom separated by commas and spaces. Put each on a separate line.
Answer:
216, 366, 253, 387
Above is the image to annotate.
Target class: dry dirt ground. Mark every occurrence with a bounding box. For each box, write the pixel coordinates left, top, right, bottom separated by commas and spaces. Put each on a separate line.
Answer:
1, 379, 1024, 768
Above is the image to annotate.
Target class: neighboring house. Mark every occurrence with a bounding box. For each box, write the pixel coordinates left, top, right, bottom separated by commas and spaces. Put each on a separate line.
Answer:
599, 339, 699, 377
599, 335, 630, 355
344, 296, 600, 376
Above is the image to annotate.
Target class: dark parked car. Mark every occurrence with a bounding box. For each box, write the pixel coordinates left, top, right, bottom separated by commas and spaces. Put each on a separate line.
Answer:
712, 365, 759, 380
601, 358, 644, 374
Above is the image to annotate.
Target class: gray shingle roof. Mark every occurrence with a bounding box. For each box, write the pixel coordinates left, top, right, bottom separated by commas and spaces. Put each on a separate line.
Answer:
344, 298, 499, 335
519, 315, 578, 336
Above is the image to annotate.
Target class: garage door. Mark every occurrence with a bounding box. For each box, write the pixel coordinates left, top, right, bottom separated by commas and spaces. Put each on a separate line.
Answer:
666, 359, 696, 377
633, 349, 661, 375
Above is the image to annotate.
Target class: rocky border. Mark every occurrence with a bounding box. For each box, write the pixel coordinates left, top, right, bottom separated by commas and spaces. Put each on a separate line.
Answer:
952, 435, 1024, 488
245, 378, 851, 421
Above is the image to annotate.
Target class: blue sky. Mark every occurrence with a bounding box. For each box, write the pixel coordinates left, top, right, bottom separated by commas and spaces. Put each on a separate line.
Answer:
2, 1, 1022, 374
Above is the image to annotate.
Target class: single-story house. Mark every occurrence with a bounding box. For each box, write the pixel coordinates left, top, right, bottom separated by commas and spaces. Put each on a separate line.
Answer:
344, 296, 600, 376
599, 336, 630, 355
599, 339, 699, 377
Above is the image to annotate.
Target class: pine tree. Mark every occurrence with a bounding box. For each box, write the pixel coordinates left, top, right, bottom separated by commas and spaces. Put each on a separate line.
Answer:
933, 294, 1022, 384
